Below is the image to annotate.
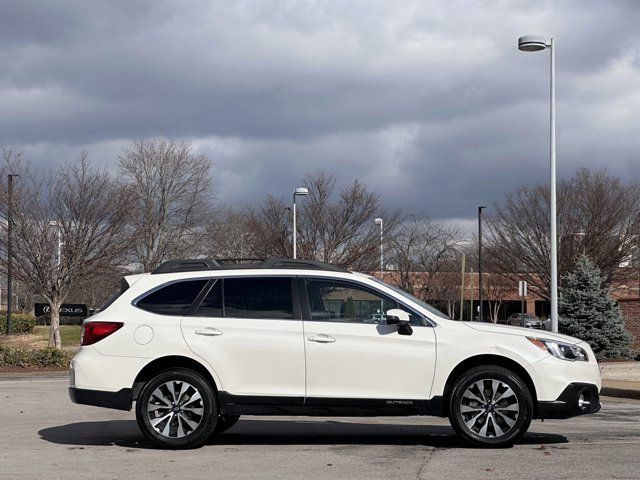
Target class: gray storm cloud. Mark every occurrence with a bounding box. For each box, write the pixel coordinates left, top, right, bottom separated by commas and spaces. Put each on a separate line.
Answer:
1, 0, 639, 220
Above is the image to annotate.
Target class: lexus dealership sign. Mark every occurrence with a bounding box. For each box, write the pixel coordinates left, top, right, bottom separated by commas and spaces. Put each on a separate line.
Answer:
34, 303, 88, 317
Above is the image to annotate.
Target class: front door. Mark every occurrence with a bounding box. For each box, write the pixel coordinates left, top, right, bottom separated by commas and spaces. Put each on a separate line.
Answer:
302, 277, 436, 400
181, 276, 305, 397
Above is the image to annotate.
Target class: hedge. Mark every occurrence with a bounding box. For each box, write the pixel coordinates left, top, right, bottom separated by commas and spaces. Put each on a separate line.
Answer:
0, 313, 36, 334
0, 346, 68, 367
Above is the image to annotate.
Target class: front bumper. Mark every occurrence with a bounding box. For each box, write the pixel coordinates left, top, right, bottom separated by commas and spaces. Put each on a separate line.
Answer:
536, 383, 601, 419
69, 387, 133, 411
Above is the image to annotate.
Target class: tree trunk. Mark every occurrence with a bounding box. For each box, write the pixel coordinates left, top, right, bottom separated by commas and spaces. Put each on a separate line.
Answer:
48, 299, 62, 349
446, 301, 456, 319
488, 301, 501, 323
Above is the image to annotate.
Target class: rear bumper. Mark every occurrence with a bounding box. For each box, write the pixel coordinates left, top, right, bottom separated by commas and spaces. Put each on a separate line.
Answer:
536, 383, 601, 419
69, 387, 132, 411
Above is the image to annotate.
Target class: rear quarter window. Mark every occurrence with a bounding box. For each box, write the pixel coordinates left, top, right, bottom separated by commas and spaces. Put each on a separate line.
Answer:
99, 278, 130, 311
136, 280, 208, 316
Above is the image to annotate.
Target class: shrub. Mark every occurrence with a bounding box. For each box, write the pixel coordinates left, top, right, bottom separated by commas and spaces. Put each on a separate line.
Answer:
0, 346, 68, 367
0, 312, 36, 334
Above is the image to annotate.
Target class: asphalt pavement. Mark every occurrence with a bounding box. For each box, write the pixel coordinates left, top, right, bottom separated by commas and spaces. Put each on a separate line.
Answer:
1, 376, 639, 480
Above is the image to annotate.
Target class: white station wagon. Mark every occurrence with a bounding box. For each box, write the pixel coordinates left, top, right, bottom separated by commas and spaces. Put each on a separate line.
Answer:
69, 258, 601, 449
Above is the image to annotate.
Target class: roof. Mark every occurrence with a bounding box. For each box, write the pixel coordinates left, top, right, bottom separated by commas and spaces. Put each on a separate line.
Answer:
151, 258, 349, 275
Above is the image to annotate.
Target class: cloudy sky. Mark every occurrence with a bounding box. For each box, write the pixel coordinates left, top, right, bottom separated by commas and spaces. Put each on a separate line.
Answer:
1, 0, 639, 228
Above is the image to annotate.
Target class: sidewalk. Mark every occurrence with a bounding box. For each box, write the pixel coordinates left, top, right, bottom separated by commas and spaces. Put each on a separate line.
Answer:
600, 362, 640, 399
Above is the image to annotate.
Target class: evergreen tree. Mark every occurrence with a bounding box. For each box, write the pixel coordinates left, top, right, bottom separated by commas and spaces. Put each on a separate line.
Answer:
343, 296, 356, 320
559, 256, 633, 360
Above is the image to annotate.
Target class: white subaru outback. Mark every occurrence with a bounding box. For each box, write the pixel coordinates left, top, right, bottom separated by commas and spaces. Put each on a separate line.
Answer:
69, 258, 601, 449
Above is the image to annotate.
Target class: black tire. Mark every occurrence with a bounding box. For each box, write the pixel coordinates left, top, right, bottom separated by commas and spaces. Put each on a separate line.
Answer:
448, 365, 533, 447
212, 414, 241, 435
136, 368, 218, 449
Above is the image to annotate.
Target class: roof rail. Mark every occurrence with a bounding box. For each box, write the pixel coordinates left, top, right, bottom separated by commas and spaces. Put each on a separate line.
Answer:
260, 258, 346, 272
151, 257, 348, 274
151, 258, 221, 274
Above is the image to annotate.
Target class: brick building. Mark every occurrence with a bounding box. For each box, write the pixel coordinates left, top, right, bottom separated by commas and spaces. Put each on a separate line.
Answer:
375, 269, 640, 351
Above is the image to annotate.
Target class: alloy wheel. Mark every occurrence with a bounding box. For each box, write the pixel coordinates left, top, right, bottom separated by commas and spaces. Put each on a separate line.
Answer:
147, 380, 205, 438
459, 378, 520, 438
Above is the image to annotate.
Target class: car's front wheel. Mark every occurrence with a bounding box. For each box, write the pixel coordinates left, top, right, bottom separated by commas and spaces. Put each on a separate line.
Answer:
448, 365, 533, 447
136, 368, 218, 449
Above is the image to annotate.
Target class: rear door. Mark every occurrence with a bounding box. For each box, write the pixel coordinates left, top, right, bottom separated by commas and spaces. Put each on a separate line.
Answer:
301, 277, 436, 400
181, 276, 305, 397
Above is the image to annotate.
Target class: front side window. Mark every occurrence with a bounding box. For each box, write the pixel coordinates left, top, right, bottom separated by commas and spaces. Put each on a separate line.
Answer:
305, 279, 419, 324
137, 280, 207, 316
224, 277, 293, 319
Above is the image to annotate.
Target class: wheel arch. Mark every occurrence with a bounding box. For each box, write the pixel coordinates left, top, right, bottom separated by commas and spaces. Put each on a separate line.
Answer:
441, 354, 538, 417
132, 355, 219, 401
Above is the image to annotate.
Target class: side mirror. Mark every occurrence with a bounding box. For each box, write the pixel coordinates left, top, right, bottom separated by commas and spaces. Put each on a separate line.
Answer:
385, 309, 413, 336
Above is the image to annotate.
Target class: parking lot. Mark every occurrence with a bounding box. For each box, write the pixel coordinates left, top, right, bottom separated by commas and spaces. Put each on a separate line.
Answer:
1, 376, 639, 480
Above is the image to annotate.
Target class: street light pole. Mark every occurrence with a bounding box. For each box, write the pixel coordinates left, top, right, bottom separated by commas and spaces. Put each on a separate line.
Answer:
478, 205, 486, 322
292, 187, 309, 259
374, 218, 383, 276
49, 221, 63, 267
518, 35, 559, 333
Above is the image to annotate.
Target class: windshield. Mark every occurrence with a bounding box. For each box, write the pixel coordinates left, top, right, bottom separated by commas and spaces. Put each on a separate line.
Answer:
370, 277, 449, 319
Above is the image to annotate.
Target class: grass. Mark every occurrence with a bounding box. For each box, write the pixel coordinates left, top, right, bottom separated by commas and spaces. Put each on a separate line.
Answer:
0, 325, 82, 349
39, 325, 82, 347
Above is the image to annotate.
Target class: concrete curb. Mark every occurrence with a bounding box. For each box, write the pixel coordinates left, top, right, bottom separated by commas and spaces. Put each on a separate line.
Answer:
0, 370, 68, 381
601, 386, 640, 400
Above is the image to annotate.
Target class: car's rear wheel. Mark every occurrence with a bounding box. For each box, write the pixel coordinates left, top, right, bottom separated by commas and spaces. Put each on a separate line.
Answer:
136, 368, 218, 449
448, 365, 533, 447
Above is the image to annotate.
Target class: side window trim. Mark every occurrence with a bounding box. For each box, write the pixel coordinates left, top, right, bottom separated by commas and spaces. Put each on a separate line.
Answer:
300, 276, 428, 326
187, 278, 218, 316
297, 276, 311, 322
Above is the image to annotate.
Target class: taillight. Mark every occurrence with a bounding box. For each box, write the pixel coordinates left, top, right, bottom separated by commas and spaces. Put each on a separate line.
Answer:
81, 322, 124, 346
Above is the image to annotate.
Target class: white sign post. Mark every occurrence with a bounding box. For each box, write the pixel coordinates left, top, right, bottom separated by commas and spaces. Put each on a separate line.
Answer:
518, 281, 528, 314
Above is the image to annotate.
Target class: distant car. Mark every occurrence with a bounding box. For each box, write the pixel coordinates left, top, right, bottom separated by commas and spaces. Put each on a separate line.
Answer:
365, 313, 386, 324
501, 313, 547, 330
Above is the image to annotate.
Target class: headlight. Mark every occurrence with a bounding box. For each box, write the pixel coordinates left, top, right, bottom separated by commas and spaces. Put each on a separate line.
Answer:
527, 337, 589, 362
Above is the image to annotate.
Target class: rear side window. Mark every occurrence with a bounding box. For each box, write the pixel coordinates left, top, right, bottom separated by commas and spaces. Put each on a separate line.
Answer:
137, 280, 207, 316
224, 277, 293, 319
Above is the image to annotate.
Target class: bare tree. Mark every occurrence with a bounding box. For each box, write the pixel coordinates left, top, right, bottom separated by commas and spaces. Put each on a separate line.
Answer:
119, 139, 213, 271
297, 172, 400, 270
245, 196, 292, 258
486, 168, 640, 300
0, 151, 129, 347
388, 215, 462, 301
203, 205, 256, 259
484, 273, 511, 323
246, 171, 397, 270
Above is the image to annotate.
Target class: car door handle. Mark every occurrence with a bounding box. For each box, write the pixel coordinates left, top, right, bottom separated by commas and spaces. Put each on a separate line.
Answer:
307, 334, 335, 343
195, 328, 223, 336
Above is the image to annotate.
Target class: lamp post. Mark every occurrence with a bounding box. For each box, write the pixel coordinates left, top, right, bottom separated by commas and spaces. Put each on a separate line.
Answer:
49, 221, 63, 268
518, 35, 558, 333
478, 205, 486, 322
6, 174, 18, 335
292, 187, 309, 259
374, 218, 383, 276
